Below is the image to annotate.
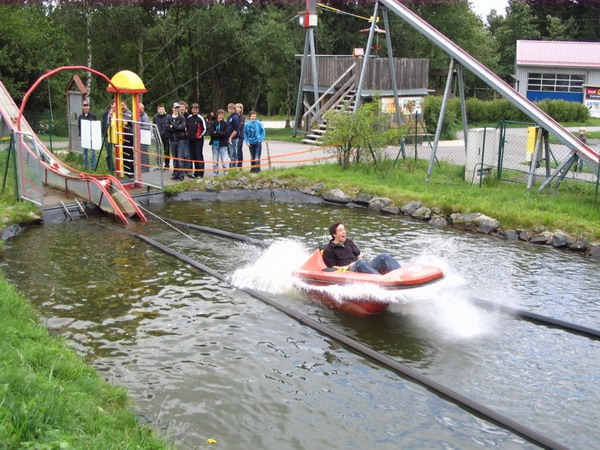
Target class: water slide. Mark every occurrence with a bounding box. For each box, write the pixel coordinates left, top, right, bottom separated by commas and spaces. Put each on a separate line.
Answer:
0, 80, 146, 224
380, 0, 599, 181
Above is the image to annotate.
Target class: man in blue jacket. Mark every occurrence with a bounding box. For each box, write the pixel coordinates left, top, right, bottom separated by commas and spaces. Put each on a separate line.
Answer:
226, 103, 240, 167
244, 110, 266, 173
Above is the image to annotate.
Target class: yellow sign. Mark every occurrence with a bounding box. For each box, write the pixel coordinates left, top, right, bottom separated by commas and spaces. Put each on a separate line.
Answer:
526, 127, 538, 162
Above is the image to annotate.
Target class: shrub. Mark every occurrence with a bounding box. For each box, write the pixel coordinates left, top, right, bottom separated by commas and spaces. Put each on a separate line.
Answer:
536, 99, 590, 123
323, 101, 405, 170
423, 96, 461, 139
426, 96, 590, 128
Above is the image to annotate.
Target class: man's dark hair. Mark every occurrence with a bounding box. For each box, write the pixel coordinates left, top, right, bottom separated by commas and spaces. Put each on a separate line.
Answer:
328, 222, 343, 237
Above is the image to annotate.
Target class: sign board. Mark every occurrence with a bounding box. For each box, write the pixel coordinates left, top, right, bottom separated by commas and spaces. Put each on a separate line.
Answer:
141, 129, 152, 146
381, 97, 423, 122
80, 120, 102, 150
584, 87, 600, 118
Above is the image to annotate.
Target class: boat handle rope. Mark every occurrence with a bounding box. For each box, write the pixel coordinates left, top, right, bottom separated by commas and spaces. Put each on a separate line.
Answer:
106, 223, 567, 450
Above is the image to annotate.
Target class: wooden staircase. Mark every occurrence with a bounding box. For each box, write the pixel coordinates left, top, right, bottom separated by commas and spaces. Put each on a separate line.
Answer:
301, 89, 356, 145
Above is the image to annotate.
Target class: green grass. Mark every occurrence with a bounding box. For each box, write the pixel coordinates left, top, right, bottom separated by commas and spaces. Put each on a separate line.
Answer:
248, 159, 600, 240
0, 278, 170, 448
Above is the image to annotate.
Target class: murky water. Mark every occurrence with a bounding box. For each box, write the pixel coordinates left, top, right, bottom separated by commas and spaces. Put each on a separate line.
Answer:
2, 193, 599, 449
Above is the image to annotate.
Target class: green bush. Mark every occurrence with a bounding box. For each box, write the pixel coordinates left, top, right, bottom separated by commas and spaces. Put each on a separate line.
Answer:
536, 99, 590, 123
423, 96, 461, 139
424, 96, 590, 133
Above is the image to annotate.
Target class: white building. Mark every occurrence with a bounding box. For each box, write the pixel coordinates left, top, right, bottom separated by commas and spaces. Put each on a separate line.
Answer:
514, 40, 600, 117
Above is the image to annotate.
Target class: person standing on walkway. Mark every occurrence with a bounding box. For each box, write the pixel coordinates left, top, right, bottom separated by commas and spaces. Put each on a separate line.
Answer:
101, 101, 115, 172
209, 109, 231, 176
177, 100, 192, 177
187, 103, 207, 178
226, 103, 240, 167
153, 103, 170, 168
244, 110, 266, 173
167, 102, 187, 181
235, 103, 245, 168
78, 100, 97, 170
139, 103, 151, 173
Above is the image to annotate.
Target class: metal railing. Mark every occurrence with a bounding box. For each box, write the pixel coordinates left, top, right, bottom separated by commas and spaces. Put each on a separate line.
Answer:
112, 118, 164, 189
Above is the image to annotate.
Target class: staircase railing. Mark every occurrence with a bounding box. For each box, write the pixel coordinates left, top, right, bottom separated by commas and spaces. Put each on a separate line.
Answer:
302, 62, 357, 132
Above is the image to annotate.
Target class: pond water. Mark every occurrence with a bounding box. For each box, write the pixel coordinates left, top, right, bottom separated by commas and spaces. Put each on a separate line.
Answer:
2, 193, 599, 449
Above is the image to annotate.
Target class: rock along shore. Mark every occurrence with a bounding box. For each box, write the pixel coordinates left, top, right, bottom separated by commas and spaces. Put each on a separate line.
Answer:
180, 175, 600, 260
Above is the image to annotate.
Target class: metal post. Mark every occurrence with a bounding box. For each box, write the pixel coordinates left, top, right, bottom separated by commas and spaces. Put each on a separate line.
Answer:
354, 2, 379, 112
293, 34, 310, 137
2, 133, 14, 194
427, 58, 455, 181
527, 127, 544, 191
308, 28, 319, 105
382, 7, 401, 126
456, 64, 468, 151
497, 120, 505, 180
543, 129, 551, 179
479, 127, 487, 187
414, 112, 418, 160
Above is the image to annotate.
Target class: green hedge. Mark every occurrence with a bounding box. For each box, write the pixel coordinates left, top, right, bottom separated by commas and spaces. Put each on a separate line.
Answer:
423, 97, 590, 139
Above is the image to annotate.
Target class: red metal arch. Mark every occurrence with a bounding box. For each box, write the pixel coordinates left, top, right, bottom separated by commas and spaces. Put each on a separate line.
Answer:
16, 65, 119, 131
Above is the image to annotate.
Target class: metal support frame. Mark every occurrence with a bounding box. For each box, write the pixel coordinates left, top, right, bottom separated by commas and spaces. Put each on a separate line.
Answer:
308, 27, 319, 104
427, 58, 454, 180
539, 153, 578, 193
354, 2, 379, 112
293, 36, 310, 137
456, 65, 469, 150
382, 7, 402, 126
379, 0, 598, 188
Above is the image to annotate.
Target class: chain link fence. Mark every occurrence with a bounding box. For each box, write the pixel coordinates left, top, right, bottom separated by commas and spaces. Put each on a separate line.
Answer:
398, 120, 600, 193
12, 131, 44, 206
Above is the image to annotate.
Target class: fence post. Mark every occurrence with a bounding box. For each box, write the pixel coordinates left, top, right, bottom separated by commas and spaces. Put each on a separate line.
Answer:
497, 120, 505, 180
479, 127, 487, 187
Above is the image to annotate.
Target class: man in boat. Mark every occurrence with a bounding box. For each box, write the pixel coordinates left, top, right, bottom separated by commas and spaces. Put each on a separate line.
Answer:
322, 222, 401, 275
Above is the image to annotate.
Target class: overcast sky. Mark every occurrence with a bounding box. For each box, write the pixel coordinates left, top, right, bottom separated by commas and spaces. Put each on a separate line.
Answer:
470, 0, 509, 20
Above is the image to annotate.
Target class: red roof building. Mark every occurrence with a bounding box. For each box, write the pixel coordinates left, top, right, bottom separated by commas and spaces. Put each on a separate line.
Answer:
514, 40, 600, 106
514, 40, 600, 107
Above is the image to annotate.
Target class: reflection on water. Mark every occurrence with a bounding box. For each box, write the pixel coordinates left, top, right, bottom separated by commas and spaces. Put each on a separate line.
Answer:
2, 198, 599, 449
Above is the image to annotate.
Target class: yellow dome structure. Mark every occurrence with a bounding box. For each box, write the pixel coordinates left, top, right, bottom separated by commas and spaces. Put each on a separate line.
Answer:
107, 70, 146, 94
106, 70, 147, 178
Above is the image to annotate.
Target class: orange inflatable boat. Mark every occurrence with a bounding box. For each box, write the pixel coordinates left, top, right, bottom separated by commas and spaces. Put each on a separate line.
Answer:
292, 249, 444, 316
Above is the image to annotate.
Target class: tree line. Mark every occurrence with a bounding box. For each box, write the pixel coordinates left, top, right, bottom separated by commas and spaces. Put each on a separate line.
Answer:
1, 0, 598, 127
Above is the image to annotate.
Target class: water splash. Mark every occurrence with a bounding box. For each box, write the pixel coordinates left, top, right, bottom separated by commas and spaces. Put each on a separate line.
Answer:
230, 239, 310, 294
231, 239, 497, 340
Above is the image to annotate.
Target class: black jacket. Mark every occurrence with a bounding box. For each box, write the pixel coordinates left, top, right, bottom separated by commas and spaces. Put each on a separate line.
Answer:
187, 114, 207, 141
167, 114, 187, 141
208, 120, 232, 147
153, 112, 169, 138
322, 238, 361, 267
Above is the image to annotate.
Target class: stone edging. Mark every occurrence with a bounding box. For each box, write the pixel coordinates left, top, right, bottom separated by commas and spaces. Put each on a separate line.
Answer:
188, 176, 600, 260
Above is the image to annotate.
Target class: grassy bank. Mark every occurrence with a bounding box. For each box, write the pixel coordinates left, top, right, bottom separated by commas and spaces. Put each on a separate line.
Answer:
0, 277, 170, 448
167, 159, 600, 241
0, 125, 598, 446
275, 162, 600, 239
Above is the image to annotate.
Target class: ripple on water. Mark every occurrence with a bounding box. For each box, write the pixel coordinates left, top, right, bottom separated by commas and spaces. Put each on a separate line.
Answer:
1, 203, 598, 449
